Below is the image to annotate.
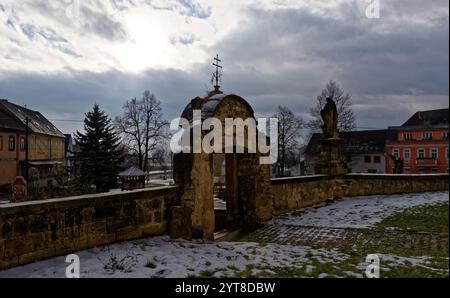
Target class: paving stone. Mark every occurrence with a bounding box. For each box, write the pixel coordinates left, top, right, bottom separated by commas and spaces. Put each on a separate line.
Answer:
246, 223, 449, 253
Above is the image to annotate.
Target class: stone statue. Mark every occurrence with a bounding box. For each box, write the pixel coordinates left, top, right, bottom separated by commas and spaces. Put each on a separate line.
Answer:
320, 96, 340, 139
315, 96, 348, 175
389, 155, 404, 174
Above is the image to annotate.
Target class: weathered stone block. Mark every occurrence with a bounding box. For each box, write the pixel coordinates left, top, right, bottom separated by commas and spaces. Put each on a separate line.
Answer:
115, 227, 142, 242
0, 239, 5, 258
87, 233, 116, 247
151, 199, 161, 210
18, 247, 56, 267
4, 237, 32, 257
90, 220, 107, 234
153, 211, 162, 223
94, 204, 119, 220
169, 206, 192, 240
80, 207, 95, 223
142, 223, 166, 236
55, 237, 87, 256
106, 217, 127, 232
0, 256, 18, 270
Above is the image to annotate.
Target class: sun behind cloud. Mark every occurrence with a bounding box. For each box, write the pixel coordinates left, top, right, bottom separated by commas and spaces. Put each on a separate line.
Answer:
113, 16, 172, 72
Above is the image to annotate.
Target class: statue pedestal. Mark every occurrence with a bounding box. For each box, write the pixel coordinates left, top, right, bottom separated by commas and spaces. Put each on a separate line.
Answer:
315, 138, 349, 176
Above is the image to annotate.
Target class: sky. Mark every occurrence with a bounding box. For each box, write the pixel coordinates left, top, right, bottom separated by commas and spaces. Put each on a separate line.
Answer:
0, 0, 448, 135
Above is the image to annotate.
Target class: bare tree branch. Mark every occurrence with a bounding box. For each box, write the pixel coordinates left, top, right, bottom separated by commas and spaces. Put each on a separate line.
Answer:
116, 91, 169, 171
308, 80, 356, 133
274, 106, 304, 177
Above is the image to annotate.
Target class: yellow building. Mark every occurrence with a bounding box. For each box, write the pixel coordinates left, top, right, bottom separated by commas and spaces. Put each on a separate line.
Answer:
0, 99, 65, 188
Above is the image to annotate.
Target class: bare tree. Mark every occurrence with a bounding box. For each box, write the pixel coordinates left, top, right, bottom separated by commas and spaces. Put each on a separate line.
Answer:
116, 91, 168, 171
308, 80, 356, 132
275, 106, 304, 177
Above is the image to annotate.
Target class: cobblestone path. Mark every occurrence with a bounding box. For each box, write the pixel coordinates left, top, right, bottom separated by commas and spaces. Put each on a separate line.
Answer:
246, 224, 449, 253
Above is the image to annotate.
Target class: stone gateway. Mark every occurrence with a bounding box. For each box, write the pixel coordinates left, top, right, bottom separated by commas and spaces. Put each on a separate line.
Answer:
171, 88, 273, 240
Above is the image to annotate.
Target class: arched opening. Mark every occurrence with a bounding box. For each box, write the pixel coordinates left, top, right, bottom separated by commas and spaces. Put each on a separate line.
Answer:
172, 93, 273, 240
213, 152, 259, 235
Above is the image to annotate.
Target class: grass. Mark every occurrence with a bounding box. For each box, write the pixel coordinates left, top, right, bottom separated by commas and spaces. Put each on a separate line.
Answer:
144, 260, 157, 269
199, 270, 215, 277
189, 201, 449, 278
229, 252, 449, 278
376, 202, 449, 233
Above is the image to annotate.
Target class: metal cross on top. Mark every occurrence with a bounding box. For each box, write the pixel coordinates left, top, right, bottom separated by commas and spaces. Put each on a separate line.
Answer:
211, 54, 223, 90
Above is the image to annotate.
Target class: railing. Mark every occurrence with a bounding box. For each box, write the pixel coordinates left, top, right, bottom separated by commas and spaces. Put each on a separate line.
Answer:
416, 157, 438, 166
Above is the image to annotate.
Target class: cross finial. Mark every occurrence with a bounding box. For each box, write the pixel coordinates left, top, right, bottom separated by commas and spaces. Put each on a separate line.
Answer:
211, 54, 223, 92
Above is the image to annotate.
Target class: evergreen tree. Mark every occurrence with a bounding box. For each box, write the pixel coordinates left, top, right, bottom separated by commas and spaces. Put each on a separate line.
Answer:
74, 104, 124, 193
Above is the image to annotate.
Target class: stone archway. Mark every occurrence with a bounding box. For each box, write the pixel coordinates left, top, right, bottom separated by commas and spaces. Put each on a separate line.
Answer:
172, 90, 273, 240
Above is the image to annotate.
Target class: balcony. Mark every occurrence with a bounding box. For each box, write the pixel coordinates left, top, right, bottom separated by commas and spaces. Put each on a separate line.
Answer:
416, 157, 438, 166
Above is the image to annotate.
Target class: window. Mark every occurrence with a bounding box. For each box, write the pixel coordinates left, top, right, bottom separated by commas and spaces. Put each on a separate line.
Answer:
422, 132, 432, 140
431, 148, 438, 159
393, 149, 400, 159
368, 169, 377, 174
404, 149, 411, 160
403, 132, 413, 140
8, 136, 15, 151
404, 168, 411, 174
0, 136, 3, 151
20, 137, 26, 152
447, 148, 449, 160
364, 156, 371, 163
418, 168, 425, 174
373, 156, 381, 163
431, 168, 438, 173
443, 132, 449, 140
418, 148, 425, 158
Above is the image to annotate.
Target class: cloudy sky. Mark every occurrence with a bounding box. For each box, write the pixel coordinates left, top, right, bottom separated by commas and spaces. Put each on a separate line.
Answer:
0, 0, 448, 134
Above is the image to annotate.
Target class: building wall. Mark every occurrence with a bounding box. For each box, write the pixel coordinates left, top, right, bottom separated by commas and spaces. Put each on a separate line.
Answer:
0, 186, 178, 270
304, 153, 387, 175
347, 153, 386, 173
27, 134, 65, 161
386, 128, 449, 174
303, 154, 318, 175
0, 131, 22, 186
0, 131, 65, 186
0, 161, 16, 187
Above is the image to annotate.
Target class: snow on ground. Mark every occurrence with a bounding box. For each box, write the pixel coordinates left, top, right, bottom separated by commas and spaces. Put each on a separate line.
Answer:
0, 236, 349, 278
272, 191, 449, 229
0, 236, 437, 278
0, 191, 448, 278
214, 197, 226, 210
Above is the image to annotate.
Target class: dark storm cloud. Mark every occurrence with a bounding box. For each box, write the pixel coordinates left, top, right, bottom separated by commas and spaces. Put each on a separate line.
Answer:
0, 0, 448, 135
26, 0, 128, 41
18, 23, 80, 57
148, 0, 212, 19
177, 0, 212, 19
205, 1, 449, 126
80, 6, 128, 41
0, 69, 207, 134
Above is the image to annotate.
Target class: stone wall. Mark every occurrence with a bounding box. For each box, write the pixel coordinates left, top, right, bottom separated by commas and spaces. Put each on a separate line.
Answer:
1, 172, 448, 271
271, 174, 449, 214
0, 186, 178, 270
343, 174, 450, 196
271, 175, 344, 214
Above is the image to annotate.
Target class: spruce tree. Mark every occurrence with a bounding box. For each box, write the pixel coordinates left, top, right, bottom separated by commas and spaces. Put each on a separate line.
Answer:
74, 104, 124, 193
